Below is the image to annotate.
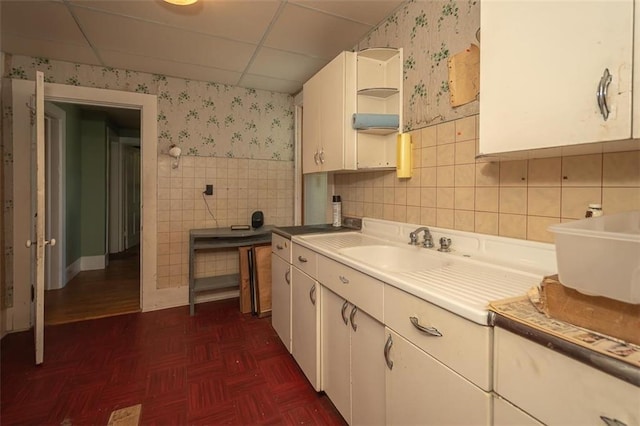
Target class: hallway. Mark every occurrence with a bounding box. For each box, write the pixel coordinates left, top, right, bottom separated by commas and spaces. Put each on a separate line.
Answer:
44, 246, 141, 325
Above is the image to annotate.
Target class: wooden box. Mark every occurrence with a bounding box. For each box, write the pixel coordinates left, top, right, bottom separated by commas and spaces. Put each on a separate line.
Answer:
540, 276, 640, 345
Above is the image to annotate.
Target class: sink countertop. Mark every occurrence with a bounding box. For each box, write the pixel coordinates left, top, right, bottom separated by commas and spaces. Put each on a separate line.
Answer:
293, 221, 554, 326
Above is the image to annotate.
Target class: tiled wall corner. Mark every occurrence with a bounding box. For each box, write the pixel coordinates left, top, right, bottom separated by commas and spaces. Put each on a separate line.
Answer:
334, 114, 640, 244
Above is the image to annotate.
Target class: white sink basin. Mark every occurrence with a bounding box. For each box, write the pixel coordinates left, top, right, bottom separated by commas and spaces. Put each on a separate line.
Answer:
338, 245, 445, 272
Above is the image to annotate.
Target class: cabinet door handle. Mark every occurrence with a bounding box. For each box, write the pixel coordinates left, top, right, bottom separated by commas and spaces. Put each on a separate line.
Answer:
339, 275, 349, 284
314, 151, 320, 165
309, 284, 316, 305
384, 334, 394, 370
600, 417, 627, 426
297, 255, 308, 263
276, 244, 284, 250
319, 150, 325, 164
341, 300, 349, 325
284, 270, 290, 284
409, 316, 443, 337
597, 68, 612, 121
350, 306, 358, 331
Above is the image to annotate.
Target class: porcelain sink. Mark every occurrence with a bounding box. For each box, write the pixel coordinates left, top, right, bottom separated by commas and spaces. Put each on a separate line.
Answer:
338, 245, 445, 272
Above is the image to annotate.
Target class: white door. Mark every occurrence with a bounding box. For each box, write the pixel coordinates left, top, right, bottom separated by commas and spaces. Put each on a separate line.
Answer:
29, 71, 51, 365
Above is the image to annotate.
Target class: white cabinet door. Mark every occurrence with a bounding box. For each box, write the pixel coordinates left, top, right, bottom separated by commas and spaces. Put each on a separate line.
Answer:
271, 254, 291, 353
350, 306, 386, 426
493, 395, 543, 426
385, 329, 491, 426
291, 267, 321, 391
480, 0, 634, 154
302, 69, 322, 174
321, 286, 352, 423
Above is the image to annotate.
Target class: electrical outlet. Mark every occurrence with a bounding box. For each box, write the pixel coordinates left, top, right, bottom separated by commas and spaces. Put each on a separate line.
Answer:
204, 184, 213, 195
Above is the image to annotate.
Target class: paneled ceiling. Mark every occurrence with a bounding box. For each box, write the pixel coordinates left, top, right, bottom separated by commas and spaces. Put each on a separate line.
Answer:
1, 0, 404, 95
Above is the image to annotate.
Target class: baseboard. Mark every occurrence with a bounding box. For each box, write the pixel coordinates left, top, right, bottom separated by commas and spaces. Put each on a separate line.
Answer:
81, 254, 107, 271
66, 258, 81, 283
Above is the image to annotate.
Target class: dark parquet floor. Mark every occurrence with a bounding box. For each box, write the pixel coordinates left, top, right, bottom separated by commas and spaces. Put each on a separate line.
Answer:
1, 299, 347, 425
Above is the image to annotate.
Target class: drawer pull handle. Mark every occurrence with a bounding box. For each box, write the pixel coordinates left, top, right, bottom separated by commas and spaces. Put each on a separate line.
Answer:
284, 270, 290, 284
409, 316, 443, 337
309, 284, 316, 306
384, 334, 393, 370
601, 417, 627, 426
297, 255, 308, 263
339, 275, 349, 284
276, 244, 284, 250
341, 301, 349, 325
350, 306, 358, 332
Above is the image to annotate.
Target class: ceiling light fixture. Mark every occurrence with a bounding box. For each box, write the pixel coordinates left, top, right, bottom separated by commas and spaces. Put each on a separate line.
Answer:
163, 0, 198, 5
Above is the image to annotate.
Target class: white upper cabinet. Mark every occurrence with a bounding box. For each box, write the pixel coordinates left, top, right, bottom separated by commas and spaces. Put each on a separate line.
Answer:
479, 0, 635, 156
302, 48, 402, 174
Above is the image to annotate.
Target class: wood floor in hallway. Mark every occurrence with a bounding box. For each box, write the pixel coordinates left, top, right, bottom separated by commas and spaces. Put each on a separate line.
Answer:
1, 298, 346, 425
44, 247, 141, 325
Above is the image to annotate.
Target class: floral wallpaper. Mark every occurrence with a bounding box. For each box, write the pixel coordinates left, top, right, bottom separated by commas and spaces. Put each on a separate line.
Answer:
4, 55, 295, 161
358, 0, 480, 131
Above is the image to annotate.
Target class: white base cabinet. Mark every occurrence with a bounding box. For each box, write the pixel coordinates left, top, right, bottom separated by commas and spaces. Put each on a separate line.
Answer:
321, 286, 386, 425
291, 267, 321, 391
385, 329, 491, 425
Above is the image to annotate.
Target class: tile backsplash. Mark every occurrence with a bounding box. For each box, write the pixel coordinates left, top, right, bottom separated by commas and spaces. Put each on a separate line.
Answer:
334, 115, 640, 243
156, 155, 294, 289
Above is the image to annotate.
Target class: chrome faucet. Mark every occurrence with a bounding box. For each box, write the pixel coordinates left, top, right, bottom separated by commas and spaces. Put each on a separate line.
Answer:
438, 237, 452, 252
409, 227, 434, 248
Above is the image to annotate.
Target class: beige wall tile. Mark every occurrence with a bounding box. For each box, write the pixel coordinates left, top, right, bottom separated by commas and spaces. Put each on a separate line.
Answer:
384, 187, 395, 204
420, 207, 436, 226
421, 125, 437, 147
455, 164, 475, 187
373, 187, 384, 203
455, 115, 476, 142
454, 210, 475, 231
407, 187, 421, 207
476, 162, 500, 186
395, 187, 407, 205
394, 205, 407, 222
527, 216, 559, 243
409, 129, 422, 149
475, 212, 498, 236
455, 187, 475, 210
602, 187, 640, 214
437, 165, 455, 187
436, 121, 456, 145
421, 146, 437, 168
437, 187, 455, 209
528, 157, 561, 186
528, 187, 561, 217
437, 144, 455, 166
406, 168, 421, 188
407, 206, 421, 224
455, 140, 476, 164
603, 151, 640, 187
475, 187, 499, 212
421, 187, 437, 208
562, 154, 602, 187
421, 167, 437, 187
499, 213, 527, 239
436, 208, 454, 228
499, 187, 527, 214
500, 160, 528, 186
561, 187, 602, 219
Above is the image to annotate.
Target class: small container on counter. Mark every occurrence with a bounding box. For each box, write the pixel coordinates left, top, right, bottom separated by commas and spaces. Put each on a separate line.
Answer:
332, 195, 342, 227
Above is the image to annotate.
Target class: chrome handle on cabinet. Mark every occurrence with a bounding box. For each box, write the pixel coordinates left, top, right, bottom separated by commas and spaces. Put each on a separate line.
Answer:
276, 244, 284, 250
341, 301, 349, 325
314, 151, 320, 165
601, 416, 627, 426
319, 150, 325, 164
284, 270, 290, 284
409, 316, 443, 337
384, 334, 394, 370
339, 275, 349, 284
597, 68, 612, 121
297, 255, 308, 263
349, 306, 358, 332
309, 284, 316, 305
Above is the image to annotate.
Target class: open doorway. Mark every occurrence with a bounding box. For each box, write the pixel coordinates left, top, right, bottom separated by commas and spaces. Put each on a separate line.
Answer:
42, 102, 142, 325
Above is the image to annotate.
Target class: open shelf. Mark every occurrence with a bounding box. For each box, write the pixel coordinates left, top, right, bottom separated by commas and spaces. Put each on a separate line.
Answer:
358, 47, 400, 62
357, 87, 399, 98
357, 127, 398, 135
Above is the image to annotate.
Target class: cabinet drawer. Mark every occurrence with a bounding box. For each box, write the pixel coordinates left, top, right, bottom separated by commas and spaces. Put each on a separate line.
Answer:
317, 255, 383, 322
494, 327, 640, 426
292, 243, 317, 278
271, 233, 290, 262
384, 284, 491, 391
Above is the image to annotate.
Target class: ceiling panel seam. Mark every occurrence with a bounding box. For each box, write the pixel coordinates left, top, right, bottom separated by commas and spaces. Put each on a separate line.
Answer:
62, 0, 105, 66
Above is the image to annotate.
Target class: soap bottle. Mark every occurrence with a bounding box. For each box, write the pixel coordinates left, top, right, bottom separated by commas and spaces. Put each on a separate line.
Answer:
332, 195, 342, 227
